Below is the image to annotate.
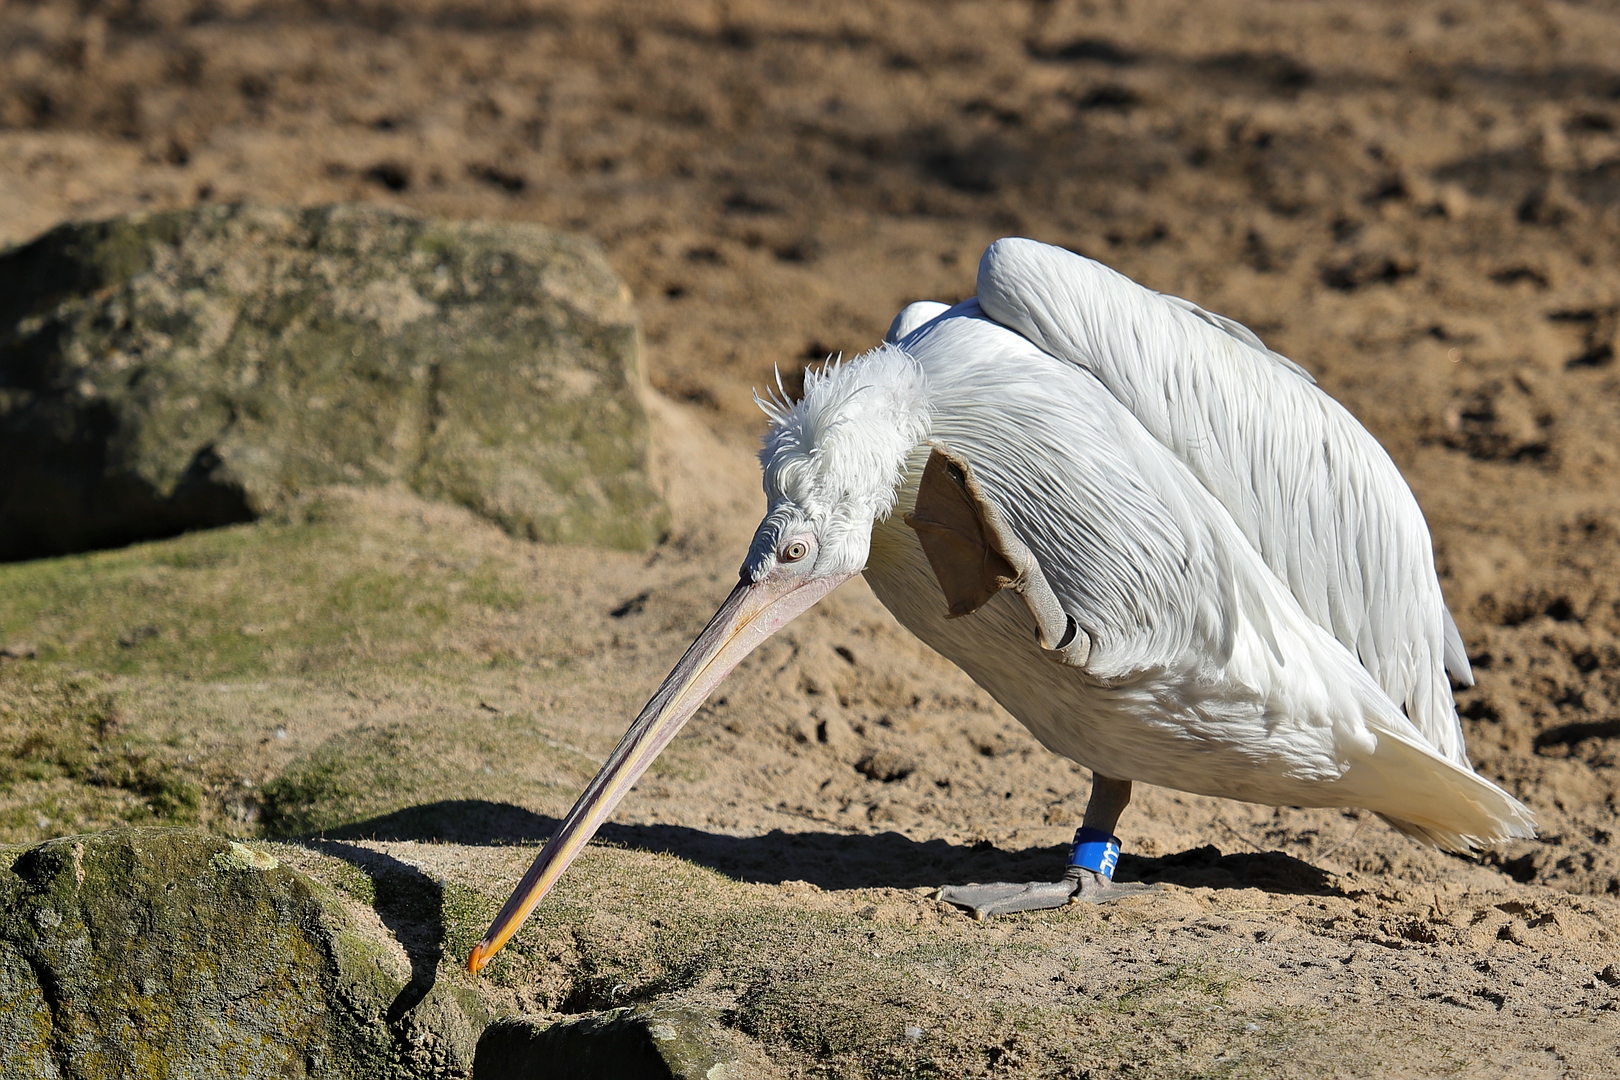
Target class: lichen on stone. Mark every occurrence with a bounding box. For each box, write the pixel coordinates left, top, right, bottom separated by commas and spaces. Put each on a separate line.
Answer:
0, 827, 473, 1079
208, 840, 278, 873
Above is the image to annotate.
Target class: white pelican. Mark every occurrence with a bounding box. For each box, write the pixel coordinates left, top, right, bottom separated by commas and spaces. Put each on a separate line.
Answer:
468, 238, 1534, 972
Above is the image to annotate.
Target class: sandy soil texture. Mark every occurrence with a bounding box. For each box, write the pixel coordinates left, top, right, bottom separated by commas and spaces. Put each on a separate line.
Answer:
4, 1, 1620, 1075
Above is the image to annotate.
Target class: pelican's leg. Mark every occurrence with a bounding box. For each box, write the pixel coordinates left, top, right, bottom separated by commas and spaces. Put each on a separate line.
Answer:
937, 775, 1154, 920
1065, 776, 1152, 902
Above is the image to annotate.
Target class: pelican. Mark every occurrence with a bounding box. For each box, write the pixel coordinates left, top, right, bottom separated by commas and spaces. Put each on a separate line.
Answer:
467, 238, 1534, 973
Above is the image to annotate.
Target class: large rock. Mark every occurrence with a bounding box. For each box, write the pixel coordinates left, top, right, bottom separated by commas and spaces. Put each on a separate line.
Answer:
0, 828, 419, 1079
0, 204, 667, 561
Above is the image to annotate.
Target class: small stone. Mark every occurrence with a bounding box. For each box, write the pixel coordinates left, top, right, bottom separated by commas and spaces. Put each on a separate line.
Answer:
855, 749, 917, 783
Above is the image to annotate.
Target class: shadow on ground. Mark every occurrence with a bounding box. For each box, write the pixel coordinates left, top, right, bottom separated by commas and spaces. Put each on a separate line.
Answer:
305, 839, 445, 1018
293, 799, 1342, 898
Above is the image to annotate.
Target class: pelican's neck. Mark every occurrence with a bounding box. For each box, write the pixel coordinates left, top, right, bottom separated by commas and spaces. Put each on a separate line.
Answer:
866, 442, 933, 578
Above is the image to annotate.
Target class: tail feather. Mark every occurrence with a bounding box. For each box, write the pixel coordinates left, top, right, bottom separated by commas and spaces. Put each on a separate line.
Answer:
1343, 723, 1536, 855
1374, 811, 1529, 856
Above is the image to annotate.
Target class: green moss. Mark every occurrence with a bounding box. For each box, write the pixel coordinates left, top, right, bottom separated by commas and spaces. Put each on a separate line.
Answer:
0, 670, 202, 836
318, 859, 380, 907
258, 715, 591, 838
260, 724, 416, 836
445, 983, 493, 1031
0, 497, 551, 680
478, 1004, 735, 1080
0, 828, 411, 1078
439, 880, 500, 964
332, 927, 411, 1013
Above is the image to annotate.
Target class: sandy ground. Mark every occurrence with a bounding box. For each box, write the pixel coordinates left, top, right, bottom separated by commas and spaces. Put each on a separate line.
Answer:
5, 0, 1620, 1075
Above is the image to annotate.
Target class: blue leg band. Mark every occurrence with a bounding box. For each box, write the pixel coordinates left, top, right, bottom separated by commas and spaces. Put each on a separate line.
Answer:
1069, 827, 1121, 880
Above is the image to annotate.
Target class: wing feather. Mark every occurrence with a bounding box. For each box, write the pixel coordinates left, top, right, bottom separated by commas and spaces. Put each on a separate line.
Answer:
904, 311, 1251, 683
1157, 293, 1317, 384
976, 239, 1472, 764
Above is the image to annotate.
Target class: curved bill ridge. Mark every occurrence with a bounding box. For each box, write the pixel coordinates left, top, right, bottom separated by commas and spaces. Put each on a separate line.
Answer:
467, 570, 850, 973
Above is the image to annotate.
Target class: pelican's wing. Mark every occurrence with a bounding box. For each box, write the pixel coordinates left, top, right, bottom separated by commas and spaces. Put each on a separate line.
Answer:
1155, 293, 1317, 384
885, 301, 952, 344
903, 309, 1281, 684
976, 238, 1472, 765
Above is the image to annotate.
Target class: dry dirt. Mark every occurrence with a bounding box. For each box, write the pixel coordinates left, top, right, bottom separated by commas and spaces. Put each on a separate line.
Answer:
4, 1, 1620, 1076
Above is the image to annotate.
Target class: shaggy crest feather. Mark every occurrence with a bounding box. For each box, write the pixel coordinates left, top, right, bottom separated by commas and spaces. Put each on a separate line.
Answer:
760, 345, 930, 516
745, 345, 930, 579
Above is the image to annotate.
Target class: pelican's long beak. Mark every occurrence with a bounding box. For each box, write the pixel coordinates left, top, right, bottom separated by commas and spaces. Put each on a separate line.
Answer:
467, 569, 853, 973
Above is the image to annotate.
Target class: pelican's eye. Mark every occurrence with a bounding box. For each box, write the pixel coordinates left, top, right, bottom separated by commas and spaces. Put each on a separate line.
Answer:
780, 539, 810, 563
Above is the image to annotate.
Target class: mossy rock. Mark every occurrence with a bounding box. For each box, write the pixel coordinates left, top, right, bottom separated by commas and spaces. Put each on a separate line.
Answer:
0, 828, 416, 1079
0, 203, 667, 561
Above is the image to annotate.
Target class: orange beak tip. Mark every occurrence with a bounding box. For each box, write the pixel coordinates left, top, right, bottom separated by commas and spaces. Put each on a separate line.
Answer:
467, 943, 490, 975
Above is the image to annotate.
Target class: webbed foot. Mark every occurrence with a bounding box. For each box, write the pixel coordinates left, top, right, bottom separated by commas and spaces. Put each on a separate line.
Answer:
936, 877, 1078, 920
1070, 866, 1156, 904
936, 867, 1155, 921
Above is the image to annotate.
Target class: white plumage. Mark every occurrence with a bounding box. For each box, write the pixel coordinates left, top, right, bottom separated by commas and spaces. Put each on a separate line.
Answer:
469, 238, 1534, 971
975, 240, 1476, 766
866, 296, 1527, 850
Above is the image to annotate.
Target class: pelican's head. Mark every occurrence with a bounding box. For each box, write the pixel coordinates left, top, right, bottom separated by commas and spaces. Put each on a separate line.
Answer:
468, 345, 930, 973
747, 343, 932, 583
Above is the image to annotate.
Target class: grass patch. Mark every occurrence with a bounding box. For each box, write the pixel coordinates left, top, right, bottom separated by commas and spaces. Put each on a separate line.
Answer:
439, 880, 501, 964
0, 490, 553, 681
1110, 962, 1236, 1015
260, 723, 437, 836
259, 715, 595, 838
0, 488, 605, 843
0, 669, 202, 839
